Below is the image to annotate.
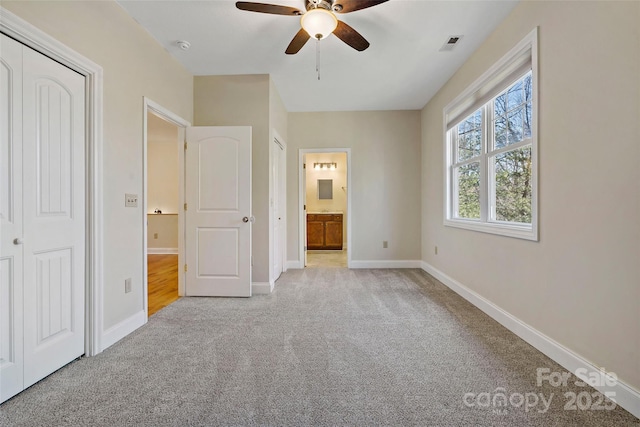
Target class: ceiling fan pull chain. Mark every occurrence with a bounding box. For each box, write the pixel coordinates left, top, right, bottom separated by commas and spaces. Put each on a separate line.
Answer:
316, 37, 321, 80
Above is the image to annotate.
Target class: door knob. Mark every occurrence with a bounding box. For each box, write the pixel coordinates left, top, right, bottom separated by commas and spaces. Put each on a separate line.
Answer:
243, 217, 249, 223
13, 238, 23, 245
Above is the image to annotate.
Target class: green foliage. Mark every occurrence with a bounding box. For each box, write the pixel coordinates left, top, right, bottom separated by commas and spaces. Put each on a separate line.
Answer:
457, 163, 480, 219
495, 147, 532, 223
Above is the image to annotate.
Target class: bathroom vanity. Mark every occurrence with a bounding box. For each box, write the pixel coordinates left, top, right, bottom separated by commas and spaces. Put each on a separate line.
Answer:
307, 212, 343, 250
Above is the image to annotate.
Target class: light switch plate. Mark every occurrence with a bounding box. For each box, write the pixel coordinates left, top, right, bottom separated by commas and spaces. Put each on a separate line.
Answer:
125, 193, 138, 207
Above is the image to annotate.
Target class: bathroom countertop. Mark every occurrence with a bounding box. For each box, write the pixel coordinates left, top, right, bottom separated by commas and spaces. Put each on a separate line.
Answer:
307, 211, 343, 215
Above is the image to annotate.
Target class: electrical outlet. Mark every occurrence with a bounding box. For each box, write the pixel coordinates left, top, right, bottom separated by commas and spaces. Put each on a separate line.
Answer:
125, 278, 132, 293
153, 233, 158, 239
435, 245, 438, 255
382, 241, 388, 249
125, 193, 138, 207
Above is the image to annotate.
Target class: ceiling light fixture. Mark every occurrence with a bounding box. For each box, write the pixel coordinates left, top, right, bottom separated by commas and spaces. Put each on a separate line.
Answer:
300, 8, 337, 40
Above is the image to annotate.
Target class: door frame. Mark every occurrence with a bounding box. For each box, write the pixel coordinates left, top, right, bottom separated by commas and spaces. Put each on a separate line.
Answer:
0, 8, 104, 355
269, 131, 287, 288
298, 148, 351, 268
142, 98, 190, 308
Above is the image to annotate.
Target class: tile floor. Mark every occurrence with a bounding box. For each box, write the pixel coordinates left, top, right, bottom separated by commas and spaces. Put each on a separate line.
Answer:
305, 249, 347, 268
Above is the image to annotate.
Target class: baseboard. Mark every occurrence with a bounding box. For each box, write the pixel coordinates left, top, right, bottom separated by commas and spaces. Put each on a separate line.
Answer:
147, 248, 178, 254
101, 310, 147, 352
286, 260, 304, 269
252, 281, 273, 295
421, 261, 640, 420
349, 260, 423, 269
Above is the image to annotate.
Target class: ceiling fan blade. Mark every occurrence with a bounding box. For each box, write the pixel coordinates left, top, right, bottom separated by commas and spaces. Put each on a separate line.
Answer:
236, 2, 303, 16
332, 0, 389, 14
285, 28, 311, 54
333, 20, 370, 51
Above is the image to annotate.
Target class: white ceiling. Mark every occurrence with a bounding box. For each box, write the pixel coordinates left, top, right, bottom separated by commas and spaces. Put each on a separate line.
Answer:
117, 0, 519, 112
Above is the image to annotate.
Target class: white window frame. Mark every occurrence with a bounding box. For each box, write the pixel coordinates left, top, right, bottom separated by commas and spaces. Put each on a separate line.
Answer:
443, 28, 538, 241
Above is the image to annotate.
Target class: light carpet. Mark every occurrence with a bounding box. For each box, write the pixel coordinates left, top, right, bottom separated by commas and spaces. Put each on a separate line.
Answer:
1, 268, 638, 426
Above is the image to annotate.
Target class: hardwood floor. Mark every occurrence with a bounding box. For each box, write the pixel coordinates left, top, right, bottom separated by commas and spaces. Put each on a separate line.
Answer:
147, 254, 179, 317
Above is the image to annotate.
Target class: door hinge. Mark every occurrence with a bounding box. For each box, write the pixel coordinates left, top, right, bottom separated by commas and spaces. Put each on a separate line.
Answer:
184, 264, 188, 272
304, 204, 306, 210
184, 142, 187, 150
303, 163, 306, 169
184, 203, 187, 211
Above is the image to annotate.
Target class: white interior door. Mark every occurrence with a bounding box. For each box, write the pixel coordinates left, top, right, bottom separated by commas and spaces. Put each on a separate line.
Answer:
1, 33, 25, 403
185, 126, 251, 297
0, 34, 85, 402
272, 139, 283, 281
303, 155, 307, 267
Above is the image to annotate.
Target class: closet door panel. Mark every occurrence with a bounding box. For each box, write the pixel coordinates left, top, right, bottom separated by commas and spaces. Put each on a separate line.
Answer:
0, 33, 25, 404
22, 45, 85, 388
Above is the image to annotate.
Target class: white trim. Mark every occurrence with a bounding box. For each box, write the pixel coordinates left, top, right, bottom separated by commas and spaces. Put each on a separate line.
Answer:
101, 310, 146, 351
421, 261, 640, 419
298, 148, 352, 268
286, 260, 304, 269
147, 248, 178, 255
1, 7, 105, 356
143, 98, 191, 311
350, 260, 423, 269
252, 281, 274, 295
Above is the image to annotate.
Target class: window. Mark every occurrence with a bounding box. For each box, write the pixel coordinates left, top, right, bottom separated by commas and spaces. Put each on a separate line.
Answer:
444, 29, 538, 240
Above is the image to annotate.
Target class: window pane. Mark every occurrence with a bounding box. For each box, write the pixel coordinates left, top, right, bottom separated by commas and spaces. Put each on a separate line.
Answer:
456, 162, 480, 219
524, 102, 532, 138
457, 110, 482, 162
507, 79, 524, 110
507, 107, 524, 144
494, 146, 532, 224
495, 92, 507, 117
523, 73, 532, 102
495, 116, 507, 149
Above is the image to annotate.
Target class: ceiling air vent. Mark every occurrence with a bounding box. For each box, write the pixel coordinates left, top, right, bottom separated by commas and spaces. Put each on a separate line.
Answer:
439, 35, 463, 52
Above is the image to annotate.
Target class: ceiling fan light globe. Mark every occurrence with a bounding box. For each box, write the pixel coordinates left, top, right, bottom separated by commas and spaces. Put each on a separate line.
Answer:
301, 9, 337, 40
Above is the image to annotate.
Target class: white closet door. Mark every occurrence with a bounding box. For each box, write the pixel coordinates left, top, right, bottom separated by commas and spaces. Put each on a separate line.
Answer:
21, 43, 85, 388
0, 35, 86, 400
0, 33, 25, 404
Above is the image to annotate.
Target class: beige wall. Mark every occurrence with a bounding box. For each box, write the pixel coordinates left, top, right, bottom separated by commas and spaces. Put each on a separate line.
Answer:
147, 214, 179, 250
305, 153, 348, 247
421, 0, 640, 391
3, 1, 194, 330
288, 111, 422, 263
147, 113, 179, 251
194, 75, 271, 283
147, 113, 179, 214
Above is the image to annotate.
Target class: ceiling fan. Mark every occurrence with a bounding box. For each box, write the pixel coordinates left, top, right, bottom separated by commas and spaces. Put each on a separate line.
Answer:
236, 0, 388, 54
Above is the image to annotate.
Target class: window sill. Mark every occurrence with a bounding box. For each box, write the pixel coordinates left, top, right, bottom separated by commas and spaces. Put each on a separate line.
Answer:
444, 218, 538, 241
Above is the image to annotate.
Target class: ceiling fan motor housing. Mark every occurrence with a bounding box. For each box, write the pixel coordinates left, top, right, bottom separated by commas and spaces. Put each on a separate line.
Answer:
306, 0, 337, 12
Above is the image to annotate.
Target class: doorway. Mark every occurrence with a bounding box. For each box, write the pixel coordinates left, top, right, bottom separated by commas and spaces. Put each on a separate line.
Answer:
299, 149, 351, 268
143, 98, 189, 315
146, 112, 180, 316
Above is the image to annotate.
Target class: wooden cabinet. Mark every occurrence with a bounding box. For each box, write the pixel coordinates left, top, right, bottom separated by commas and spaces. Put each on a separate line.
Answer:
307, 213, 343, 250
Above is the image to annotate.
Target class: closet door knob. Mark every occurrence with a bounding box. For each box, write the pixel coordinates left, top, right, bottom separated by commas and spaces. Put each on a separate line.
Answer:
13, 238, 23, 245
